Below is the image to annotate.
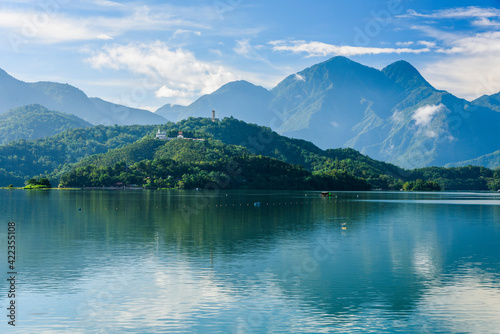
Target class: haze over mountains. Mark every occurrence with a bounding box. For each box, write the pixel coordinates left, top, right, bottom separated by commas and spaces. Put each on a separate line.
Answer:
0, 68, 166, 126
1, 56, 499, 169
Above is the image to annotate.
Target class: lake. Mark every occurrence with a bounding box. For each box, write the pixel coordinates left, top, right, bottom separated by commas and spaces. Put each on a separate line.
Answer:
1, 190, 500, 333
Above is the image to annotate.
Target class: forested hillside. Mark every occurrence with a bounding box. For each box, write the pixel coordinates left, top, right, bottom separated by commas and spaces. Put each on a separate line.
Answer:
0, 104, 92, 144
0, 117, 499, 190
60, 138, 370, 190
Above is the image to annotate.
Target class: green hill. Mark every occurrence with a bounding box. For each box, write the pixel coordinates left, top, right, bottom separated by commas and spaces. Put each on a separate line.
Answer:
61, 137, 370, 191
0, 104, 92, 145
0, 124, 158, 185
1, 117, 498, 191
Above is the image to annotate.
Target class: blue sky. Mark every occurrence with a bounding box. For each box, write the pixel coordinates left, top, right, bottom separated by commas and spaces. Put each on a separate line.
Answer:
0, 0, 499, 111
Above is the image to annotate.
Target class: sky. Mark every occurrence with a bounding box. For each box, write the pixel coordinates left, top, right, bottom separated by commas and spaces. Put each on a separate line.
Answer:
0, 0, 499, 111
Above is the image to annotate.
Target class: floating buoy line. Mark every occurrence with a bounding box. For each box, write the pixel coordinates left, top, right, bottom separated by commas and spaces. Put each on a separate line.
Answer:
2, 196, 360, 215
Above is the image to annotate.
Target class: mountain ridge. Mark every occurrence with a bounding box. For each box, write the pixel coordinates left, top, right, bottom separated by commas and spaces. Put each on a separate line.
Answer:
155, 56, 500, 169
0, 68, 167, 126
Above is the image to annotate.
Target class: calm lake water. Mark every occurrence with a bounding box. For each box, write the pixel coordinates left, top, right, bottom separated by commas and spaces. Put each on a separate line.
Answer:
1, 190, 500, 333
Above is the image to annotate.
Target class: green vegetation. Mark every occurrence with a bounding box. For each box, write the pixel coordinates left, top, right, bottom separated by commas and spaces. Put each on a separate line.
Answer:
24, 177, 51, 189
410, 166, 500, 191
59, 138, 370, 190
0, 116, 499, 191
402, 180, 441, 191
0, 104, 92, 145
0, 124, 158, 186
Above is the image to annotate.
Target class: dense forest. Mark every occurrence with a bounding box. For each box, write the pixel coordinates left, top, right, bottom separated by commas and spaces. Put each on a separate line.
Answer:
59, 138, 370, 190
0, 117, 499, 191
0, 104, 92, 144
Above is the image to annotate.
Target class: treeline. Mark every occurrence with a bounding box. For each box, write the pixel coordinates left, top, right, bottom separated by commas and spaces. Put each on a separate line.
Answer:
59, 157, 371, 191
0, 124, 157, 185
409, 166, 500, 191
59, 137, 369, 190
0, 116, 499, 191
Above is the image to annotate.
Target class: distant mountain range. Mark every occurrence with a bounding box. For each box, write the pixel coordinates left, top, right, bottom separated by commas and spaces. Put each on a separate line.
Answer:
0, 68, 166, 126
156, 57, 500, 169
1, 57, 499, 169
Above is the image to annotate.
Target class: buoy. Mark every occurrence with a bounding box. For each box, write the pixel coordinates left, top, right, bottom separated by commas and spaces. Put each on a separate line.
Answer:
78, 208, 82, 211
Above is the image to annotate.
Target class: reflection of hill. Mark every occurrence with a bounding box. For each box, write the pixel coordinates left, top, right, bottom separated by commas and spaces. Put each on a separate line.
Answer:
2, 190, 500, 320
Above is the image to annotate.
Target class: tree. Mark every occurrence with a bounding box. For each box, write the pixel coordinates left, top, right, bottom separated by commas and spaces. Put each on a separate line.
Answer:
27, 178, 37, 186
38, 178, 52, 188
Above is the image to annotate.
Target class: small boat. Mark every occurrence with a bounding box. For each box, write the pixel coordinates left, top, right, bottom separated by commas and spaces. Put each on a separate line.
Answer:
321, 192, 331, 197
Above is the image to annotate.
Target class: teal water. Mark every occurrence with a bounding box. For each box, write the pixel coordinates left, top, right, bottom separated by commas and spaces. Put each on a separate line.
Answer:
1, 190, 500, 333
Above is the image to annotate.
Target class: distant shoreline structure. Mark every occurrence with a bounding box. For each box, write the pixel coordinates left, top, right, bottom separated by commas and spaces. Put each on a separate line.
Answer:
156, 110, 218, 140
155, 129, 204, 141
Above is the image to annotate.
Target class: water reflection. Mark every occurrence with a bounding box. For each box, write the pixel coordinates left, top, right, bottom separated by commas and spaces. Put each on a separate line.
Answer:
0, 190, 499, 333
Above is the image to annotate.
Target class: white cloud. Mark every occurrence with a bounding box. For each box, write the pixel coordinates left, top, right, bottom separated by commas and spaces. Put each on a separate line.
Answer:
391, 110, 404, 123
403, 6, 500, 19
97, 34, 113, 40
416, 30, 500, 99
422, 54, 500, 100
424, 130, 438, 138
86, 41, 238, 102
412, 104, 445, 126
0, 10, 108, 44
270, 40, 430, 57
436, 31, 500, 55
405, 7, 500, 99
294, 73, 305, 81
173, 29, 202, 38
417, 40, 436, 48
0, 6, 209, 45
396, 41, 414, 46
94, 0, 124, 7
234, 39, 252, 55
155, 86, 190, 98
472, 17, 500, 27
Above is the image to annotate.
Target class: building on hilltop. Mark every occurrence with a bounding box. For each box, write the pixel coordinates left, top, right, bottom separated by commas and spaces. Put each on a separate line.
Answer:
212, 110, 219, 122
155, 129, 204, 141
156, 128, 167, 140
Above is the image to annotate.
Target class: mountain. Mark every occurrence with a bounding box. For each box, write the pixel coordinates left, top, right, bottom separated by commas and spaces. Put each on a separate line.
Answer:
1, 116, 497, 191
156, 80, 272, 125
472, 92, 500, 112
0, 68, 167, 125
0, 104, 92, 144
60, 137, 371, 191
445, 150, 500, 169
89, 97, 166, 126
270, 57, 500, 168
155, 57, 500, 169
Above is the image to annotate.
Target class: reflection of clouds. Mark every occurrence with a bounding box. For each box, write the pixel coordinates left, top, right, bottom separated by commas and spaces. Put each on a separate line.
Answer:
413, 236, 439, 280
415, 268, 500, 333
72, 259, 344, 333
7, 251, 500, 333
